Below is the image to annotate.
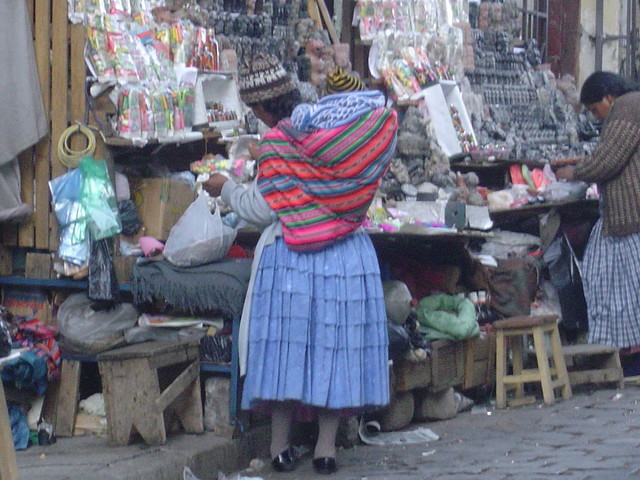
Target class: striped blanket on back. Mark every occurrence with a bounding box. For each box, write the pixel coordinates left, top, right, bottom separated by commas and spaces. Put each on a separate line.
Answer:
257, 106, 398, 251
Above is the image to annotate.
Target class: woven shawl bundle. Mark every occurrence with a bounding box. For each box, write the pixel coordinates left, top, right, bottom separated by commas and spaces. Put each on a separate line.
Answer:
257, 106, 398, 251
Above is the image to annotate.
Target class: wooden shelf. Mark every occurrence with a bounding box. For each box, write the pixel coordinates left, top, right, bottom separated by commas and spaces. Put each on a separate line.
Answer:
450, 158, 547, 169
0, 275, 131, 292
198, 69, 236, 78
200, 362, 231, 373
489, 199, 599, 225
103, 131, 205, 147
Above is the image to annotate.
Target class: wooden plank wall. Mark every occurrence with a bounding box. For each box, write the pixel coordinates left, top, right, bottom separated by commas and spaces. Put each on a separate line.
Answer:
1, 0, 86, 251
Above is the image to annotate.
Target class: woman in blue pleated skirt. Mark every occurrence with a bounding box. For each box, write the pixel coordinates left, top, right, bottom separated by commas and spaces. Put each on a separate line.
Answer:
203, 54, 398, 475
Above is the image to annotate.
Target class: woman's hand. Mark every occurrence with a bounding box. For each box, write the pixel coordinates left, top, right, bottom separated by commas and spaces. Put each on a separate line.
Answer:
201, 173, 229, 197
248, 141, 260, 160
554, 165, 576, 181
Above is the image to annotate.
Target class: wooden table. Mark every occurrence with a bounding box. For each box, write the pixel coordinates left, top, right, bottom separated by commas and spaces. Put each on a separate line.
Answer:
0, 350, 22, 480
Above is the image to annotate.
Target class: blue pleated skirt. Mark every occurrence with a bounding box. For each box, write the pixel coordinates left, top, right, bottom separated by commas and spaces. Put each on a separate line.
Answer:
241, 231, 390, 412
583, 219, 640, 348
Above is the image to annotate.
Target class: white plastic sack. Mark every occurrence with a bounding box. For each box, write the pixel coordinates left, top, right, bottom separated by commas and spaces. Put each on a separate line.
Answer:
57, 293, 139, 354
164, 193, 237, 267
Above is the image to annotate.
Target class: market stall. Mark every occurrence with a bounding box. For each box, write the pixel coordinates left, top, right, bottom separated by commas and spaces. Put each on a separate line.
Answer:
0, 0, 620, 453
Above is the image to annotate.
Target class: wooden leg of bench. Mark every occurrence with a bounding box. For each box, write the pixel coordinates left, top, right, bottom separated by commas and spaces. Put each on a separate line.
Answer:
100, 358, 166, 446
511, 335, 525, 400
133, 362, 166, 446
173, 374, 204, 434
54, 359, 81, 437
549, 325, 572, 400
158, 360, 203, 434
533, 327, 555, 405
495, 330, 507, 409
0, 378, 20, 480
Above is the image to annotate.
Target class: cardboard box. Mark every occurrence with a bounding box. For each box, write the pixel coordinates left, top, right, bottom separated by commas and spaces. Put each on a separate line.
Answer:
113, 255, 137, 284
25, 252, 54, 279
131, 178, 195, 241
2, 286, 52, 324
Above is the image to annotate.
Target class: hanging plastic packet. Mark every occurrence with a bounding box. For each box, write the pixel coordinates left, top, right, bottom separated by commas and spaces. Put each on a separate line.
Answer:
49, 168, 90, 265
79, 157, 122, 240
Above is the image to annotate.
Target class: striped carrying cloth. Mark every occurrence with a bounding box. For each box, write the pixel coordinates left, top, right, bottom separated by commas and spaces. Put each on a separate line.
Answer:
257, 102, 398, 251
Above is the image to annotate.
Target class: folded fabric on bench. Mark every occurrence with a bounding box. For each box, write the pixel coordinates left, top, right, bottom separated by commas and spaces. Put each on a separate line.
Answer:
132, 258, 252, 320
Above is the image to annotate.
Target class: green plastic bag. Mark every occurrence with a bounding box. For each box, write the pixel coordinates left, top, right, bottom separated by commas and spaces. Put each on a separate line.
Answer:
416, 293, 479, 341
79, 157, 121, 240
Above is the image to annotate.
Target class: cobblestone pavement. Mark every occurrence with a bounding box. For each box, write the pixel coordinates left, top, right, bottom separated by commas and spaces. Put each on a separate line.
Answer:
251, 385, 640, 480
16, 384, 640, 480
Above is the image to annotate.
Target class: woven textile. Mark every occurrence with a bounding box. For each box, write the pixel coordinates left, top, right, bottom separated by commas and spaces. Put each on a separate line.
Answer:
291, 90, 385, 131
238, 53, 297, 105
257, 105, 398, 251
583, 218, 640, 348
132, 258, 252, 319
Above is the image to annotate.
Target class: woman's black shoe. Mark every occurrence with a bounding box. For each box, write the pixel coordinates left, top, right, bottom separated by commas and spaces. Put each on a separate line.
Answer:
271, 447, 298, 472
312, 457, 338, 474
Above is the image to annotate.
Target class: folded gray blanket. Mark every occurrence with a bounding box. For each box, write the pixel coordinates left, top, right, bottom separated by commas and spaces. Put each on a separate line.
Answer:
132, 258, 252, 320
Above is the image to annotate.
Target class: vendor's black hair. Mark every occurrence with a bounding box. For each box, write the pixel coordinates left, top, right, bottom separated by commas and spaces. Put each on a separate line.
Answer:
255, 88, 303, 122
580, 71, 640, 105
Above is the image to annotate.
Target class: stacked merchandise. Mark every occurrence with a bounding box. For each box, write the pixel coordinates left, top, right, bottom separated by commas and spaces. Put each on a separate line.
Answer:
352, 0, 602, 233
73, 1, 235, 143
199, 0, 303, 67
465, 1, 597, 163
74, 0, 317, 143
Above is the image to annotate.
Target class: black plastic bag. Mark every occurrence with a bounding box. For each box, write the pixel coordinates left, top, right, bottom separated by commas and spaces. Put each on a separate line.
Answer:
117, 199, 142, 237
388, 323, 411, 361
88, 237, 120, 304
543, 234, 588, 334
0, 319, 11, 357
200, 334, 232, 363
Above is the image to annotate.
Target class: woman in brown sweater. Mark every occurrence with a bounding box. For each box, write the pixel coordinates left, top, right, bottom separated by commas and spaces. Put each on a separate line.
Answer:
556, 71, 640, 365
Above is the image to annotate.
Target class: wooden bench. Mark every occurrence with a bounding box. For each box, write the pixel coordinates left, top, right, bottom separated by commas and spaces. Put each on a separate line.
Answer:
97, 340, 204, 446
562, 343, 624, 389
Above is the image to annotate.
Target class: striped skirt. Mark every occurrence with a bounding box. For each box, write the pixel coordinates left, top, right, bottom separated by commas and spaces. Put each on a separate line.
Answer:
583, 218, 640, 348
240, 231, 390, 412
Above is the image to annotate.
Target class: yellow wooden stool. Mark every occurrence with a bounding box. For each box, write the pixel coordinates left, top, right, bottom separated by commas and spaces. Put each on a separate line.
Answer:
97, 339, 204, 446
494, 315, 572, 409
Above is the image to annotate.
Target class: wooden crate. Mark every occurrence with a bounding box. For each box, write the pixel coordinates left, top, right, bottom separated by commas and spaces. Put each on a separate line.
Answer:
113, 255, 137, 284
430, 339, 466, 391
394, 339, 466, 393
394, 355, 431, 393
463, 331, 496, 390
0, 246, 11, 275
25, 252, 54, 279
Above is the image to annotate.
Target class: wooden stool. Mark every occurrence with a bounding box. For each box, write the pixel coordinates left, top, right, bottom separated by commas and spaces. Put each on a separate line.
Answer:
97, 340, 204, 446
562, 344, 624, 389
494, 315, 572, 409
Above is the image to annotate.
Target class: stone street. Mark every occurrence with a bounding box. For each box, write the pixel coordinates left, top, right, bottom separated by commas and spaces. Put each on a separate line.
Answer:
16, 384, 640, 480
